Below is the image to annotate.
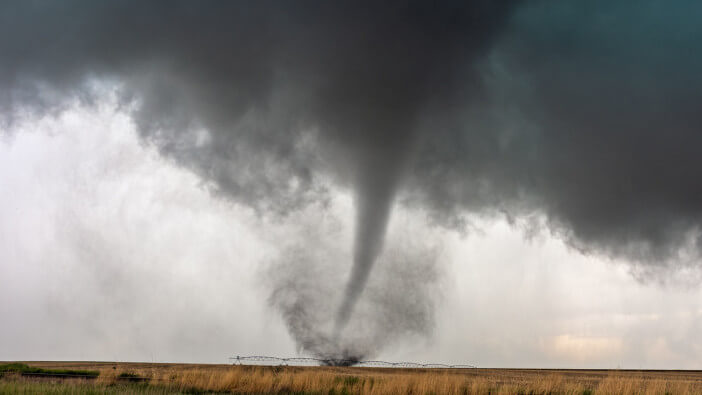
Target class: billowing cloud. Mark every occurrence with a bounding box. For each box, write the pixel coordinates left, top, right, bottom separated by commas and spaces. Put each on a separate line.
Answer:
407, 1, 702, 270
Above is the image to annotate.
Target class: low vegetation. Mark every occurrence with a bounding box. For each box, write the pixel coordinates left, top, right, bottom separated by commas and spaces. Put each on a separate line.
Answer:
0, 363, 99, 378
1, 362, 701, 394
118, 371, 151, 382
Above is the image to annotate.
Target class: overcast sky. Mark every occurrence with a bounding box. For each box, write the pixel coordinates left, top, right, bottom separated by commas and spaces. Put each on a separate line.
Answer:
1, 1, 702, 368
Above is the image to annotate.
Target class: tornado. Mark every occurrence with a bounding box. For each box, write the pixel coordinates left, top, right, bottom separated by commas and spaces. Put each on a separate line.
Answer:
335, 139, 410, 333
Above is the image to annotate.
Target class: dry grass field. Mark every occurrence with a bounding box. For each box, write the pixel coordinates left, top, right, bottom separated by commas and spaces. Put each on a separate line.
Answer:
2, 361, 702, 394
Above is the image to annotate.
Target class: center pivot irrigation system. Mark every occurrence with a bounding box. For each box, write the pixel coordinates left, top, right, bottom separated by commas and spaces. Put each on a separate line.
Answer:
229, 355, 477, 369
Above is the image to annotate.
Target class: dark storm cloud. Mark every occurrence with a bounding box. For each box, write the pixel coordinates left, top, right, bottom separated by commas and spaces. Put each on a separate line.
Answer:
2, 0, 702, 358
0, 0, 517, 211
406, 1, 702, 268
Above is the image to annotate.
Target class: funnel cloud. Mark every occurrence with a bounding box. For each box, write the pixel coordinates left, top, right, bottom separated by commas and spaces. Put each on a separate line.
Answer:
2, 0, 702, 359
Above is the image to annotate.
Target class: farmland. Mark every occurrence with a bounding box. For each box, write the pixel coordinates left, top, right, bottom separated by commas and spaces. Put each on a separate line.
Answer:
2, 361, 702, 394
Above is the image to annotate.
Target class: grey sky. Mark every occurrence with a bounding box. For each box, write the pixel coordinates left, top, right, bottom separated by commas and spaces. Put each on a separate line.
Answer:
1, 97, 701, 367
2, 1, 702, 367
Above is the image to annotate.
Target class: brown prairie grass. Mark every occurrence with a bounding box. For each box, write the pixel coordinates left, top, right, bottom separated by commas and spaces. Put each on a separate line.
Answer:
5, 362, 702, 394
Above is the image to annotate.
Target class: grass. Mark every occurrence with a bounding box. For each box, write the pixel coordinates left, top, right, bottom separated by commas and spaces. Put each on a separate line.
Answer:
0, 381, 170, 394
118, 371, 151, 382
2, 362, 702, 394
0, 362, 99, 378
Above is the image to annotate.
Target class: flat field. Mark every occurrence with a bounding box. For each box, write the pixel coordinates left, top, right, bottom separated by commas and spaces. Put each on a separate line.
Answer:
2, 361, 702, 394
